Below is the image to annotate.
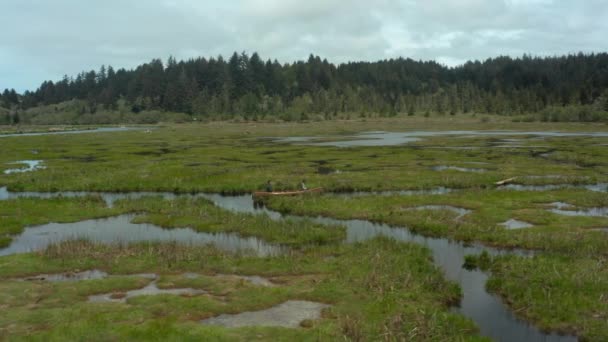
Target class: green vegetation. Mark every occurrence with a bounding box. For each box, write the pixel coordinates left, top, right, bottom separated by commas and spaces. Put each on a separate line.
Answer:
0, 195, 344, 249
0, 196, 123, 248
2, 119, 608, 194
113, 196, 345, 246
2, 120, 608, 340
0, 238, 483, 341
266, 188, 608, 256
2, 53, 608, 124
486, 254, 608, 341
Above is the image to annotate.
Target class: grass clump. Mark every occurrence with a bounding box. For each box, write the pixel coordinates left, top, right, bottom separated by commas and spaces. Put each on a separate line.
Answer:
0, 238, 484, 341
485, 254, 608, 341
0, 196, 124, 248
113, 196, 346, 246
463, 251, 492, 271
266, 189, 608, 257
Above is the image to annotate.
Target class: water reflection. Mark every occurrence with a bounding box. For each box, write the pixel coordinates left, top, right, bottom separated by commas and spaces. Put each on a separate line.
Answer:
0, 214, 282, 257
3, 160, 45, 174
500, 219, 534, 230
432, 165, 487, 173
0, 187, 578, 341
272, 130, 608, 147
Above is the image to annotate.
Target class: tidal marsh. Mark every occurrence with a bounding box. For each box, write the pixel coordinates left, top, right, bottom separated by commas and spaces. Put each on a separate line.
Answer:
2, 118, 608, 340
0, 238, 480, 341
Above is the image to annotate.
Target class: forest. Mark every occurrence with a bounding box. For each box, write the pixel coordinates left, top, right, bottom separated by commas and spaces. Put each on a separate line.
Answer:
1, 52, 608, 124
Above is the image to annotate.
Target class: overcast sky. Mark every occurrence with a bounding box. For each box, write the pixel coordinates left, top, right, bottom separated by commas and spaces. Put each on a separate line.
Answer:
2, 0, 607, 92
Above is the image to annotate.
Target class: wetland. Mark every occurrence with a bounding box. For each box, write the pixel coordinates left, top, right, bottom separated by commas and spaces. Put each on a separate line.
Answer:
1, 118, 607, 341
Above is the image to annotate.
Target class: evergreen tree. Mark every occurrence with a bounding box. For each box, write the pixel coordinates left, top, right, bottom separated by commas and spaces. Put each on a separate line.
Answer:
5, 51, 608, 122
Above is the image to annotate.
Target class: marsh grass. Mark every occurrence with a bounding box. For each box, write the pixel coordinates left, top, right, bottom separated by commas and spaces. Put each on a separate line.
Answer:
112, 196, 346, 246
2, 121, 607, 194
486, 254, 608, 341
0, 196, 125, 247
3, 120, 608, 340
0, 238, 483, 341
266, 189, 608, 256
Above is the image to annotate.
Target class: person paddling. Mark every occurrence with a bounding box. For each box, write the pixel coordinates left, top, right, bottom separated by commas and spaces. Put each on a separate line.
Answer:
266, 180, 273, 192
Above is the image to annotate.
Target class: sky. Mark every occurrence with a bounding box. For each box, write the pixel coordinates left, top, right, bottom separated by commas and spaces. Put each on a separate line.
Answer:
1, 0, 607, 92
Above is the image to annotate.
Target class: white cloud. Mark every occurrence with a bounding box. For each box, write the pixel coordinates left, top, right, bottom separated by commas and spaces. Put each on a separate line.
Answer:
0, 0, 607, 91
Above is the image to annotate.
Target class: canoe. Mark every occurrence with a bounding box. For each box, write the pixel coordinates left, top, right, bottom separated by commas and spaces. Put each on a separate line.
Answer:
495, 177, 517, 186
253, 187, 323, 197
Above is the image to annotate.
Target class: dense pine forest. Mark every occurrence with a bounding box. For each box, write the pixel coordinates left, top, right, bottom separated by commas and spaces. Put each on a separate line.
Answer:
1, 52, 608, 124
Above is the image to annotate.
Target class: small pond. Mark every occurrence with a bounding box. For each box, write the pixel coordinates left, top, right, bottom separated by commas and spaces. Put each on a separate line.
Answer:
272, 130, 608, 147
3, 160, 45, 174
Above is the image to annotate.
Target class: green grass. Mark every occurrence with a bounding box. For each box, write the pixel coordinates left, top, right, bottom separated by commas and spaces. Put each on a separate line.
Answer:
0, 196, 124, 248
485, 254, 608, 341
1, 119, 607, 194
266, 188, 608, 256
0, 238, 484, 341
112, 196, 346, 246
3, 119, 608, 340
0, 195, 344, 250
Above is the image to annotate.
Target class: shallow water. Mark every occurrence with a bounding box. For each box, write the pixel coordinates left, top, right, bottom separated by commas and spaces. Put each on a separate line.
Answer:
0, 214, 283, 257
273, 130, 608, 147
219, 274, 275, 287
549, 207, 608, 217
0, 127, 141, 138
20, 270, 108, 282
432, 165, 487, 173
500, 219, 534, 230
335, 187, 454, 197
89, 276, 206, 303
545, 202, 608, 217
3, 160, 45, 174
201, 300, 329, 328
404, 205, 471, 219
500, 183, 608, 193
0, 187, 576, 341
203, 195, 573, 341
273, 132, 420, 147
525, 175, 566, 179
184, 272, 274, 287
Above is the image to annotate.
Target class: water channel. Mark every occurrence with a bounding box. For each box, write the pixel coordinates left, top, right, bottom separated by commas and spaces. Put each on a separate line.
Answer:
272, 130, 608, 147
0, 186, 576, 341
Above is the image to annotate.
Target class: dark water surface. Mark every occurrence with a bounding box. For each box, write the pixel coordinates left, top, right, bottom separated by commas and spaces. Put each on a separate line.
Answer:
0, 187, 576, 341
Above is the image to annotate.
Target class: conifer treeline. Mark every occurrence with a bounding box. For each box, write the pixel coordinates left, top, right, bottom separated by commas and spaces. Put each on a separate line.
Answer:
1, 52, 608, 122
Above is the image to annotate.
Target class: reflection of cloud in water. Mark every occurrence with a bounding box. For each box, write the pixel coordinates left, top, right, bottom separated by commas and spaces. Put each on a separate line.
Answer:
0, 214, 283, 257
0, 187, 579, 341
500, 219, 534, 229
272, 130, 608, 147
3, 160, 45, 174
403, 205, 471, 219
432, 165, 487, 173
201, 300, 329, 328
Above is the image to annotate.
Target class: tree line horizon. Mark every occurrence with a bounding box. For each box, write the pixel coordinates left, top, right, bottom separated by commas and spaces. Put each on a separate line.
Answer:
1, 51, 608, 124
